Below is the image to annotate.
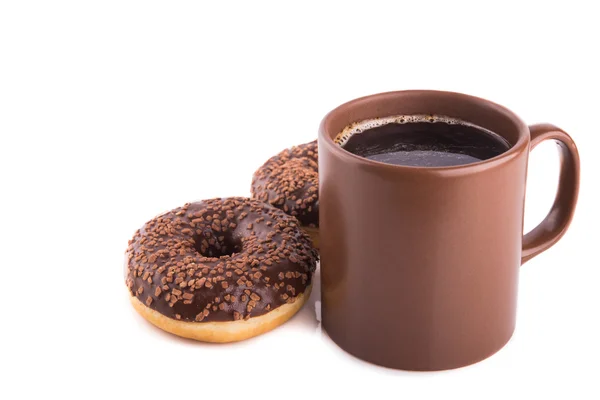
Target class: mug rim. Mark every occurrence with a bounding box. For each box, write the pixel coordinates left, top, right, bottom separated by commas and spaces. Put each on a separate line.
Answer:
318, 90, 529, 175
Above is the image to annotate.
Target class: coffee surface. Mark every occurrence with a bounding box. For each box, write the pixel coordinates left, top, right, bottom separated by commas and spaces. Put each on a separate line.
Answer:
339, 117, 510, 167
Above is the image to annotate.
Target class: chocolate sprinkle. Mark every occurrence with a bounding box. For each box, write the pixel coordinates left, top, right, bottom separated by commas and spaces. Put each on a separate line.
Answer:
125, 197, 318, 322
251, 141, 318, 227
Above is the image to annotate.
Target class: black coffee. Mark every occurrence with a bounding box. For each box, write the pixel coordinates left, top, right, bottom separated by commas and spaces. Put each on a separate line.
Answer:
339, 116, 510, 167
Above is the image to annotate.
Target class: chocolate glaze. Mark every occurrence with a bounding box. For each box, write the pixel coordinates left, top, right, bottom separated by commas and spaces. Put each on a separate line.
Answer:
251, 140, 319, 227
125, 197, 318, 322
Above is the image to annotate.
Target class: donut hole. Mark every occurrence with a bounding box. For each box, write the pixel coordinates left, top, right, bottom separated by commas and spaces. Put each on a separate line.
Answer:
193, 231, 243, 258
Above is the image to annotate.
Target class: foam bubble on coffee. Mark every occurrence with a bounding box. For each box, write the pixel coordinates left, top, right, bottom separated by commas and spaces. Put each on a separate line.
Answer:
335, 114, 482, 146
335, 114, 511, 167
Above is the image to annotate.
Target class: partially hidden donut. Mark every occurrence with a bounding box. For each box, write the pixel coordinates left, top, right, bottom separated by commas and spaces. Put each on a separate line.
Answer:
251, 140, 319, 248
125, 197, 318, 342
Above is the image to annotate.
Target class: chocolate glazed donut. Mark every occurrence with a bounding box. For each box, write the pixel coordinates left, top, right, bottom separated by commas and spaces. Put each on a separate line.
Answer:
251, 140, 319, 248
125, 197, 318, 342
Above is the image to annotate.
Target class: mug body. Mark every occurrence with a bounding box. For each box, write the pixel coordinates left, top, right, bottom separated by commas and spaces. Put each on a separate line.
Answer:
318, 90, 530, 371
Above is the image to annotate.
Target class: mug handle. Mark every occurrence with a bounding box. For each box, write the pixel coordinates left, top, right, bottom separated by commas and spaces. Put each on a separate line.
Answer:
521, 124, 580, 264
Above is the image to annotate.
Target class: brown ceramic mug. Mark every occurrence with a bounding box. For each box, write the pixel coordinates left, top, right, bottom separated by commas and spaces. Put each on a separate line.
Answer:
318, 90, 580, 371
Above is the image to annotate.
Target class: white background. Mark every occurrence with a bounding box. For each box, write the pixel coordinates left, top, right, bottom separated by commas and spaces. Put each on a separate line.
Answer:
1, 1, 599, 399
